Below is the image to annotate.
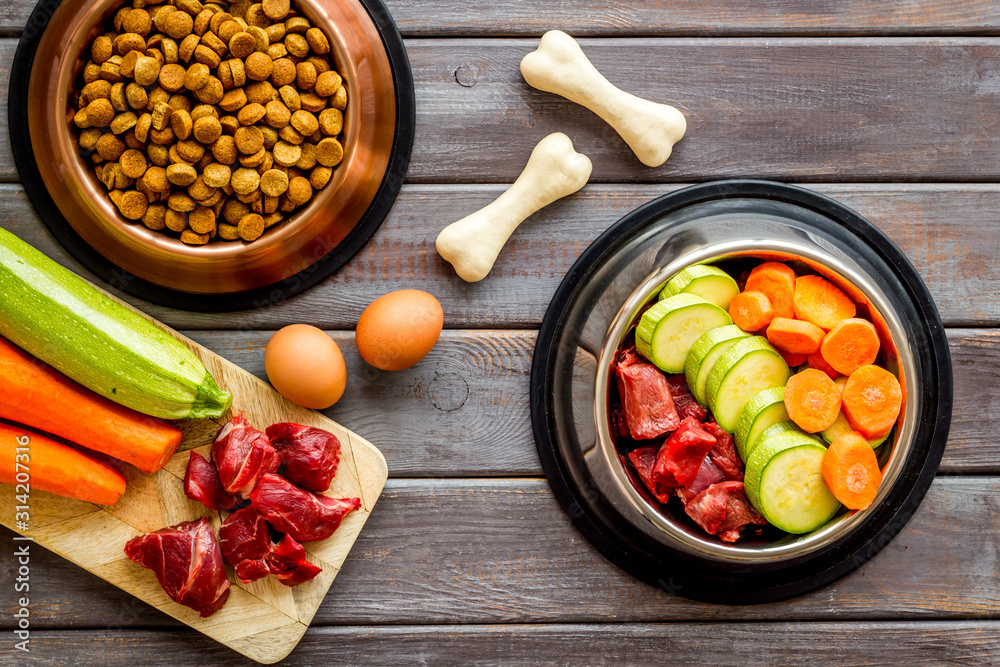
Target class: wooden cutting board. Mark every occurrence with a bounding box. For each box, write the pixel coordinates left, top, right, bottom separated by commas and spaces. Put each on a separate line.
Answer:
0, 304, 388, 664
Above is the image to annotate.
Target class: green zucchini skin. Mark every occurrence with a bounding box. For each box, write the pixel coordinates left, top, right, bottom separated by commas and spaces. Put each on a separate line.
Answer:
0, 228, 231, 420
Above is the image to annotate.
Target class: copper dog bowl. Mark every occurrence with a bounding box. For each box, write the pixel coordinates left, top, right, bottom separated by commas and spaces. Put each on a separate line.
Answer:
12, 0, 413, 307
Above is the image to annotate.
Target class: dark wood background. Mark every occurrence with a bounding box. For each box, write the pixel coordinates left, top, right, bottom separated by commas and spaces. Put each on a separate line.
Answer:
2, 1, 1000, 664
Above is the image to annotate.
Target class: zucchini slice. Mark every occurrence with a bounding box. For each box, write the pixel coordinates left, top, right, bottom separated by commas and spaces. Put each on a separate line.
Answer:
635, 294, 732, 373
734, 387, 790, 461
705, 336, 791, 433
684, 325, 750, 406
662, 265, 740, 309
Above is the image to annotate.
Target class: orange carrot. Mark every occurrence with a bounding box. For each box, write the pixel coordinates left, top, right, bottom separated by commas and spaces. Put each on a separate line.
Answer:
728, 291, 773, 332
841, 365, 902, 440
819, 318, 881, 375
779, 349, 808, 368
0, 336, 181, 473
1, 422, 126, 505
807, 351, 840, 380
822, 431, 882, 510
783, 368, 842, 433
744, 262, 796, 319
766, 317, 825, 355
792, 275, 857, 330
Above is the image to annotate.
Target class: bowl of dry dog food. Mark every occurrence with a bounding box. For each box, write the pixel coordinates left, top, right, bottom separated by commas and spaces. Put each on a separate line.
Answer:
10, 0, 414, 310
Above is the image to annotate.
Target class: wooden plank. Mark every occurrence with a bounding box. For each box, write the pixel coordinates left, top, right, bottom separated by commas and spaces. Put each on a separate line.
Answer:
5, 1, 1000, 36
2, 183, 999, 328
172, 329, 999, 477
4, 477, 1000, 628
19, 621, 1000, 664
4, 39, 1000, 182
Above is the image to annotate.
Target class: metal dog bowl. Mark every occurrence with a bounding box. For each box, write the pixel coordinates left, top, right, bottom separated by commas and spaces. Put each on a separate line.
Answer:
9, 0, 414, 311
530, 180, 952, 604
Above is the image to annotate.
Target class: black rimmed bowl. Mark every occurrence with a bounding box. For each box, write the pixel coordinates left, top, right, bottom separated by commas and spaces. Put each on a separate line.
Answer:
530, 180, 952, 604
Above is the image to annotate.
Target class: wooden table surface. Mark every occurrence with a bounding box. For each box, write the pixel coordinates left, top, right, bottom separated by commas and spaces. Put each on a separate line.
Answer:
3, 1, 1000, 664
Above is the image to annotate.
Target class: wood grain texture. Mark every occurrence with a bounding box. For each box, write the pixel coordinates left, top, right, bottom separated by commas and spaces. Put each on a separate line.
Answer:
0, 299, 388, 663
4, 38, 1000, 182
171, 328, 998, 476
2, 183, 999, 328
19, 621, 1000, 665
5, 477, 1000, 629
4, 1, 1000, 36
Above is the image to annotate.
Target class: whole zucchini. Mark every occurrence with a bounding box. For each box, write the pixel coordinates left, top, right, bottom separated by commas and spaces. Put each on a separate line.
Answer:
0, 228, 232, 420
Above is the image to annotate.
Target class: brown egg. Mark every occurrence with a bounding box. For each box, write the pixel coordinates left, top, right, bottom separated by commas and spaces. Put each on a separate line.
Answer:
355, 290, 443, 371
265, 324, 346, 409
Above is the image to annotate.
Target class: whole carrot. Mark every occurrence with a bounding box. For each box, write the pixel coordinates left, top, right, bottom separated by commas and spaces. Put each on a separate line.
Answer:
1, 422, 126, 505
0, 336, 181, 473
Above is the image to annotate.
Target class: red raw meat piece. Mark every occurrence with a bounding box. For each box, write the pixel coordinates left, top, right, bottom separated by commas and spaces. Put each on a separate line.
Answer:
703, 421, 744, 482
212, 414, 280, 499
675, 456, 727, 504
124, 518, 231, 617
616, 363, 680, 440
184, 451, 245, 512
684, 481, 768, 543
618, 345, 642, 368
250, 473, 360, 543
219, 507, 272, 583
665, 375, 690, 397
266, 423, 342, 492
673, 391, 708, 422
627, 445, 673, 504
267, 534, 323, 587
651, 417, 717, 488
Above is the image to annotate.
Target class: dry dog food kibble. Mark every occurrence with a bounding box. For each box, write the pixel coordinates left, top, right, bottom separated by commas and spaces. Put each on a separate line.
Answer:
70, 0, 348, 245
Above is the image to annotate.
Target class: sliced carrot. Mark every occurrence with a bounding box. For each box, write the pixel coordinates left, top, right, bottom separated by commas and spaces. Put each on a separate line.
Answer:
779, 350, 808, 368
807, 351, 840, 380
792, 275, 857, 330
819, 318, 880, 375
822, 431, 882, 510
728, 291, 773, 332
744, 261, 796, 319
0, 336, 181, 473
783, 368, 842, 433
842, 365, 902, 440
766, 317, 825, 355
0, 422, 126, 505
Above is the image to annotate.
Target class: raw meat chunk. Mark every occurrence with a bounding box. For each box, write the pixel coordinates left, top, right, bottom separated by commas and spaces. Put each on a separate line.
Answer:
675, 457, 727, 504
651, 417, 717, 488
684, 481, 768, 543
627, 445, 673, 504
184, 451, 245, 512
616, 362, 680, 440
212, 414, 280, 499
266, 423, 342, 492
250, 473, 360, 543
219, 507, 272, 583
703, 422, 744, 482
267, 534, 323, 587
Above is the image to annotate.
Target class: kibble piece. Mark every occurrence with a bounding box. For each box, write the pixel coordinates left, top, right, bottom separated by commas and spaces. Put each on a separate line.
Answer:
306, 56, 330, 75
236, 188, 263, 204
143, 166, 171, 192
264, 99, 290, 127
305, 27, 329, 55
245, 3, 270, 28
201, 30, 228, 57
239, 147, 267, 168
177, 139, 207, 162
188, 176, 217, 201
184, 63, 210, 90
285, 16, 309, 33
180, 229, 211, 245
83, 62, 103, 84
160, 37, 180, 63
259, 168, 289, 196
245, 52, 273, 81
151, 102, 173, 130
228, 58, 247, 87
189, 206, 217, 233
195, 76, 224, 103
179, 34, 200, 62
117, 190, 149, 220
119, 51, 142, 79
194, 8, 214, 35
92, 35, 114, 64
212, 135, 238, 163
265, 43, 287, 61
122, 8, 153, 36
218, 223, 240, 240
109, 82, 129, 112
223, 198, 251, 223
115, 33, 147, 57
170, 108, 194, 140
177, 0, 204, 18
148, 143, 170, 166
202, 163, 232, 187
268, 58, 296, 87
166, 163, 198, 186
209, 10, 233, 34
314, 70, 342, 97
124, 132, 147, 151
231, 167, 261, 194
168, 192, 198, 212
285, 176, 312, 205
220, 115, 241, 135
79, 128, 103, 151
261, 0, 289, 20
192, 115, 223, 143
318, 108, 343, 136
237, 102, 266, 126
244, 80, 273, 105
110, 111, 139, 135
165, 208, 189, 232
134, 113, 153, 142
296, 142, 317, 169
299, 92, 327, 113
247, 26, 269, 51
278, 84, 300, 111
142, 203, 168, 230
310, 165, 332, 189
150, 126, 176, 144
158, 63, 187, 91
289, 109, 318, 136
284, 33, 308, 58
278, 125, 304, 145
192, 45, 220, 68
259, 125, 279, 149
147, 87, 170, 110
229, 31, 256, 59
86, 98, 115, 127
100, 60, 123, 84
119, 149, 148, 178
126, 83, 148, 110
73, 108, 91, 129
234, 125, 264, 154
315, 137, 343, 167
220, 87, 248, 112
237, 212, 265, 241
165, 11, 194, 40
82, 79, 113, 103
295, 61, 316, 90
272, 140, 302, 166
191, 104, 218, 121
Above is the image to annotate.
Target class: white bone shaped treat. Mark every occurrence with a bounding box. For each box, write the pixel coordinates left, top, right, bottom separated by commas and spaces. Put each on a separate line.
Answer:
520, 30, 687, 168
435, 132, 592, 283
